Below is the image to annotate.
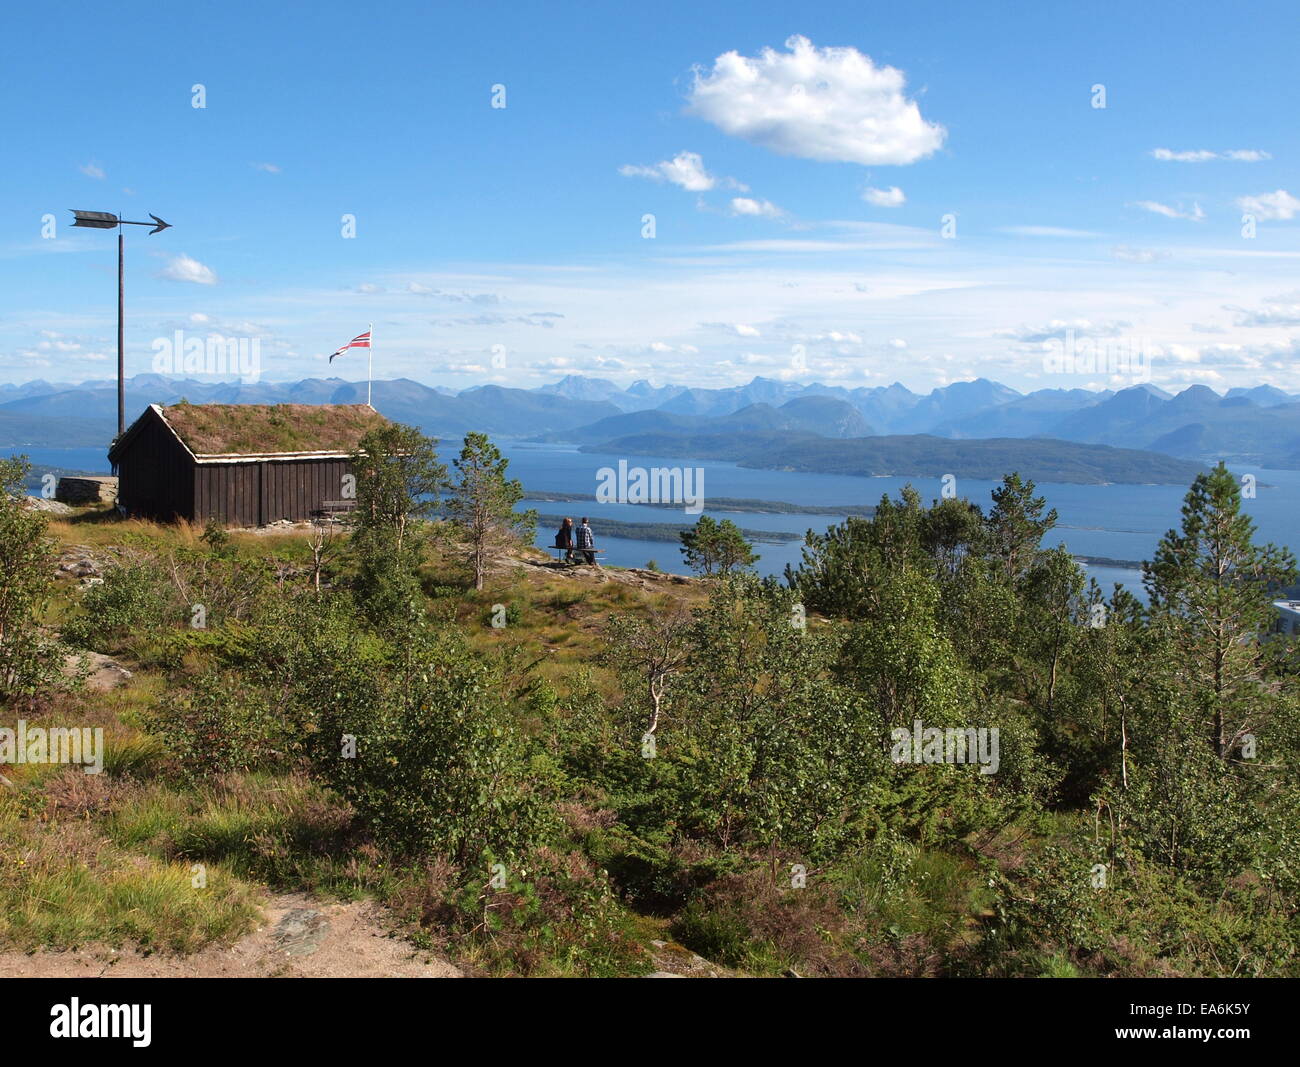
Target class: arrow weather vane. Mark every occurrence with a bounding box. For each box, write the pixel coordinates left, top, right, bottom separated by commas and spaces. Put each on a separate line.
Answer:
71, 209, 171, 235
69, 209, 173, 439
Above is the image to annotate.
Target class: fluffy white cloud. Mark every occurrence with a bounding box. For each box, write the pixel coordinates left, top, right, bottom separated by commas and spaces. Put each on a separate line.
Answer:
862, 185, 905, 207
251, 161, 282, 173
157, 255, 217, 285
1228, 294, 1300, 327
997, 318, 1131, 344
79, 161, 105, 179
1237, 189, 1300, 221
1133, 200, 1205, 221
1151, 148, 1270, 162
619, 151, 722, 192
686, 35, 945, 166
730, 197, 783, 218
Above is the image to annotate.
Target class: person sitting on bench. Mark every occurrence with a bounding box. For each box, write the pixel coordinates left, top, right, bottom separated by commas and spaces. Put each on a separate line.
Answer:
576, 516, 599, 565
554, 517, 576, 563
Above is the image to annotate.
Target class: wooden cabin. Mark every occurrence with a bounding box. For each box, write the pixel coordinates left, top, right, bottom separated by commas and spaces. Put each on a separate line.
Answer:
108, 403, 389, 525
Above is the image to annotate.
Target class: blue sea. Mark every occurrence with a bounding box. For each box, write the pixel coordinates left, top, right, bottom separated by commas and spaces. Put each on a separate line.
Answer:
21, 441, 1300, 600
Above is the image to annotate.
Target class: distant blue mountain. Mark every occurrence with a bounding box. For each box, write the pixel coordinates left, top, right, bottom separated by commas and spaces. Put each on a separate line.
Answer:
1, 372, 1296, 469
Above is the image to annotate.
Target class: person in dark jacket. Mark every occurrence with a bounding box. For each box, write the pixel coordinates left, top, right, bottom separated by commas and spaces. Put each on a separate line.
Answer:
576, 517, 598, 565
554, 517, 576, 562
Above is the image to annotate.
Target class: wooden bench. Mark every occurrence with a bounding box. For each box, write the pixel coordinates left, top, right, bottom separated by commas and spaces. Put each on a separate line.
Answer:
552, 548, 605, 564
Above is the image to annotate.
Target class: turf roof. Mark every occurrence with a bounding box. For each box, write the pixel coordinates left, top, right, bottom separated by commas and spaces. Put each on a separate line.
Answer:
159, 403, 389, 456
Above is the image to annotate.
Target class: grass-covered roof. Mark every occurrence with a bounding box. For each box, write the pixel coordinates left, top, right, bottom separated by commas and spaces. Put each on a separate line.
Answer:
160, 403, 389, 456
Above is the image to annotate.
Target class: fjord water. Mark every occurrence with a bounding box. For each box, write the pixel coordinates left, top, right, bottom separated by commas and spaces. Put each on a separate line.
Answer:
26, 442, 1299, 599
506, 442, 1299, 599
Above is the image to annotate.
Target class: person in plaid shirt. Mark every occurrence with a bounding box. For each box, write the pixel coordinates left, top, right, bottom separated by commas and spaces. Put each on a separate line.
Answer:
576, 517, 599, 565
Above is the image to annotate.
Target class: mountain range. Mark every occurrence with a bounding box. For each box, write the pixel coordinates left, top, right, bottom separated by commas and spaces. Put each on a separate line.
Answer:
2, 371, 1293, 482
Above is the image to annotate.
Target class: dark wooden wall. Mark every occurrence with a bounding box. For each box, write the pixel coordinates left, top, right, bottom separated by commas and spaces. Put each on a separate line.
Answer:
194, 458, 350, 525
115, 409, 352, 525
115, 412, 194, 521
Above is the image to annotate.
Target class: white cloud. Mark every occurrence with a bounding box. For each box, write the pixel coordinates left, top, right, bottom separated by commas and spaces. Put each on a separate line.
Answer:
1133, 200, 1205, 221
1001, 225, 1099, 238
1112, 245, 1170, 263
729, 196, 783, 218
619, 151, 721, 192
157, 255, 217, 285
251, 161, 282, 173
1227, 295, 1300, 327
997, 318, 1130, 344
79, 162, 105, 179
686, 35, 945, 166
1151, 148, 1270, 162
701, 321, 763, 337
1237, 189, 1300, 221
862, 185, 905, 207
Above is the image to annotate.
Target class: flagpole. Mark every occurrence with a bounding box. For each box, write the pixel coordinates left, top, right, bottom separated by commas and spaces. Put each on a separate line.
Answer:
367, 322, 373, 408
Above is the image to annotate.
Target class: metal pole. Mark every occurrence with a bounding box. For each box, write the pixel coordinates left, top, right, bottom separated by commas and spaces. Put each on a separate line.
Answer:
117, 229, 125, 437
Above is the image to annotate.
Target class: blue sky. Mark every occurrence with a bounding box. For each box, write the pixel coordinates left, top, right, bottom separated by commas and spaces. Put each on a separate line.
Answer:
3, 0, 1298, 394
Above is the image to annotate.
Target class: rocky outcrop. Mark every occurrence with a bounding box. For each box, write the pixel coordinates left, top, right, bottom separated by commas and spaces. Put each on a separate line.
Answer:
56, 546, 110, 585
55, 476, 118, 506
23, 497, 75, 515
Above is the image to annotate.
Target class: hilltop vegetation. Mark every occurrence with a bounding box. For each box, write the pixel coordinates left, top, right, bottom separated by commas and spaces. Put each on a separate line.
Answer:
1, 431, 1298, 978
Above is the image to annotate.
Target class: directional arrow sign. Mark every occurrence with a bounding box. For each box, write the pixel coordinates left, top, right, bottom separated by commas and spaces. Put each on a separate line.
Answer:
69, 210, 172, 234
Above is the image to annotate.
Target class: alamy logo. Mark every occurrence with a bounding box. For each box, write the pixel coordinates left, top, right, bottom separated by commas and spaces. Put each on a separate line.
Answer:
151, 329, 261, 382
595, 459, 704, 514
890, 720, 1000, 775
0, 720, 104, 775
50, 998, 151, 1047
1041, 329, 1151, 383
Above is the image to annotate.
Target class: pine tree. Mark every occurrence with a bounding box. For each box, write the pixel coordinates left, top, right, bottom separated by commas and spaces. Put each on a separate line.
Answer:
678, 515, 758, 576
987, 473, 1058, 582
1144, 462, 1295, 758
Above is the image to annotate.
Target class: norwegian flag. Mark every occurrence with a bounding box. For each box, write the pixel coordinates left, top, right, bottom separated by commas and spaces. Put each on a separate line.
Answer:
328, 329, 371, 363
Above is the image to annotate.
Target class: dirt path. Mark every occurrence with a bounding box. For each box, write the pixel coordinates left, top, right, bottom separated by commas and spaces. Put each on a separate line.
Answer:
0, 893, 462, 978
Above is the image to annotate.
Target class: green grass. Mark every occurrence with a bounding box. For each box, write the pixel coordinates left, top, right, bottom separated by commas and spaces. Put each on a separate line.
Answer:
0, 793, 260, 952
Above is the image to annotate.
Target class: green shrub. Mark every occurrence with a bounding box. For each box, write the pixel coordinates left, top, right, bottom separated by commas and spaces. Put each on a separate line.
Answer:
63, 560, 172, 651
308, 627, 556, 862
146, 672, 292, 782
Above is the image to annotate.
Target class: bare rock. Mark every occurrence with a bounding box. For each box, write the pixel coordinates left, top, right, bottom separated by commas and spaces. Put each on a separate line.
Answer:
23, 497, 75, 515
55, 476, 118, 506
63, 651, 132, 692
